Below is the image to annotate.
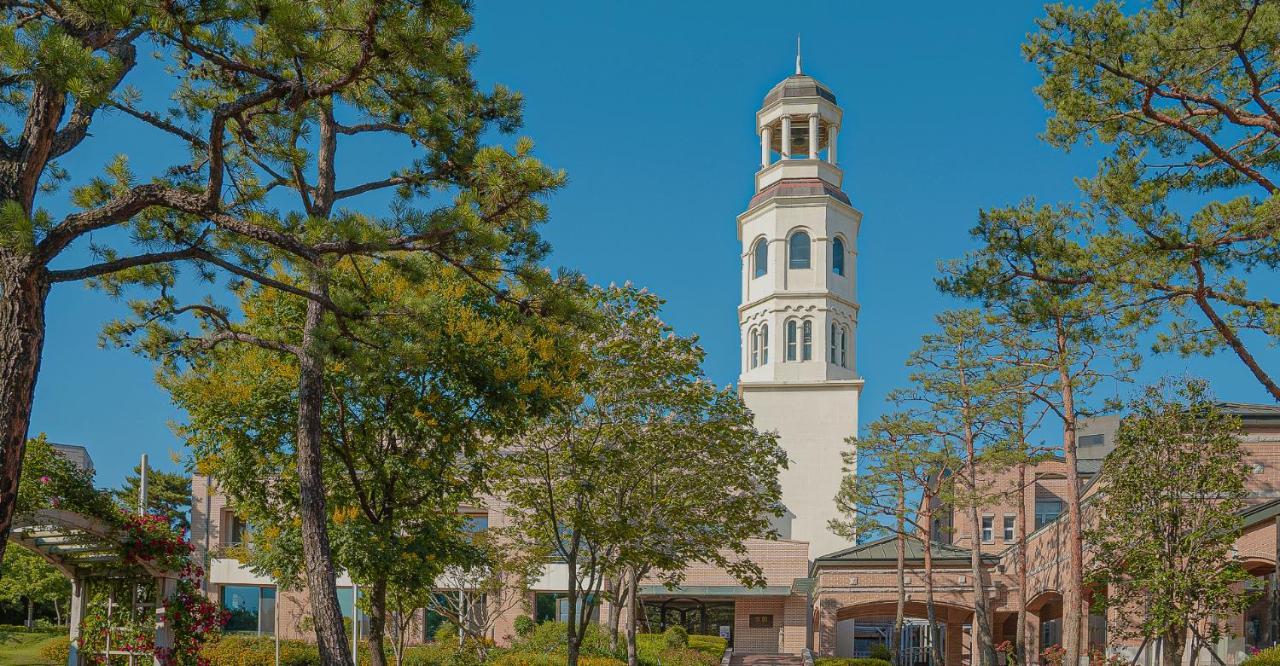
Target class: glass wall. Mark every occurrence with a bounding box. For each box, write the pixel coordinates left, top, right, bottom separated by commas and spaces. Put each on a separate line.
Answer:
220, 585, 276, 635
534, 593, 597, 624
337, 586, 372, 636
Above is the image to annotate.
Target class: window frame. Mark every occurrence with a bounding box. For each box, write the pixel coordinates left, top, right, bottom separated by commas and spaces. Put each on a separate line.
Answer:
760, 323, 769, 365
832, 236, 846, 276
752, 238, 768, 278
750, 327, 759, 368
785, 320, 798, 361
1002, 515, 1015, 542
788, 231, 811, 270
981, 515, 994, 543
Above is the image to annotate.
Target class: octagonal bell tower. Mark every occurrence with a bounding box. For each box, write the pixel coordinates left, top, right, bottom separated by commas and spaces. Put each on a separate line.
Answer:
738, 59, 862, 560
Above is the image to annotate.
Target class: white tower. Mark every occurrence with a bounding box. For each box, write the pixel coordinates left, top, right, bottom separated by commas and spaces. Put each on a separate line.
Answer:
738, 63, 861, 560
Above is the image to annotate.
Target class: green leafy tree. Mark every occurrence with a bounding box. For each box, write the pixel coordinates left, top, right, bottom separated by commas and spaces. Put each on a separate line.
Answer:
165, 257, 577, 666
1086, 378, 1255, 666
0, 547, 70, 628
831, 414, 947, 666
113, 465, 192, 535
1023, 0, 1280, 401
497, 285, 786, 666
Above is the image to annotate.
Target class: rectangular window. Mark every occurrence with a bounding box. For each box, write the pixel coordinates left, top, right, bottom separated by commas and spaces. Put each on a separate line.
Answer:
464, 514, 488, 532
534, 592, 596, 625
749, 614, 774, 628
980, 515, 994, 543
336, 586, 371, 636
801, 321, 813, 361
1003, 515, 1015, 542
1035, 499, 1065, 530
220, 585, 275, 635
227, 514, 249, 546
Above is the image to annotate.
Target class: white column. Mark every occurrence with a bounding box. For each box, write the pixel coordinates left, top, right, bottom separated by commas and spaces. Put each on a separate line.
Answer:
761, 126, 771, 167
781, 116, 792, 160
828, 124, 839, 164
808, 114, 819, 159
67, 578, 84, 666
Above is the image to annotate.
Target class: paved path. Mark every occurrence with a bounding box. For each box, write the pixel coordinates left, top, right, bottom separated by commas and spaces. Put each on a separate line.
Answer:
728, 655, 806, 666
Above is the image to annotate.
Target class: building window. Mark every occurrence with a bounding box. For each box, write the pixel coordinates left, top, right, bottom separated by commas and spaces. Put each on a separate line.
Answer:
829, 323, 838, 363
464, 514, 488, 532
749, 614, 774, 628
981, 516, 994, 543
788, 231, 811, 269
838, 326, 848, 368
1035, 498, 1065, 530
786, 321, 797, 361
227, 515, 249, 546
832, 237, 846, 276
753, 239, 768, 278
1003, 515, 1015, 542
535, 593, 596, 624
760, 323, 769, 365
1042, 618, 1062, 648
221, 585, 276, 635
750, 328, 759, 368
337, 586, 371, 635
801, 321, 813, 360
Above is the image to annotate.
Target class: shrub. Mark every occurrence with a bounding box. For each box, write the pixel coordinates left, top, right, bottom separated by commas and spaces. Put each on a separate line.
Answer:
436, 620, 460, 644
510, 621, 618, 659
663, 625, 689, 649
201, 634, 321, 666
513, 615, 536, 638
868, 644, 893, 662
655, 648, 719, 666
1244, 646, 1280, 666
814, 659, 892, 666
491, 653, 625, 666
38, 636, 71, 663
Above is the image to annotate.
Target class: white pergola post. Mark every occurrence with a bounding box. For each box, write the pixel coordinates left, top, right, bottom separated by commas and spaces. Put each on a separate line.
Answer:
808, 114, 819, 159
67, 577, 85, 666
153, 577, 177, 666
780, 116, 792, 160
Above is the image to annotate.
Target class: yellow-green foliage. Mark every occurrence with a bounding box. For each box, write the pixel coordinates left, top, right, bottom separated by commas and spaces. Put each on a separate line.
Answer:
634, 633, 726, 665
37, 636, 70, 663
200, 635, 320, 666
1244, 647, 1280, 666
490, 654, 625, 666
815, 658, 892, 666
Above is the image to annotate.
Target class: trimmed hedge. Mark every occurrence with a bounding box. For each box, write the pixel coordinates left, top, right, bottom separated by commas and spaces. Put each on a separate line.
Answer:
815, 659, 893, 666
201, 635, 321, 666
490, 654, 625, 666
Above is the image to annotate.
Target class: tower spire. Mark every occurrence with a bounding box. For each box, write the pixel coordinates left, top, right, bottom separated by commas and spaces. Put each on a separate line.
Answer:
795, 34, 802, 75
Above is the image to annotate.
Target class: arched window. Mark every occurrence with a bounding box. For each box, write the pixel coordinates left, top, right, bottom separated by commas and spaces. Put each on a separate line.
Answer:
788, 231, 811, 269
829, 323, 838, 363
832, 237, 846, 276
802, 320, 813, 361
785, 320, 797, 361
752, 239, 768, 278
750, 328, 759, 368
760, 323, 769, 365
839, 326, 848, 368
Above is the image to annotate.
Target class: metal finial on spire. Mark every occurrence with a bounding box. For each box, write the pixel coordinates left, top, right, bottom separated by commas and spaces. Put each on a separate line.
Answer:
796, 34, 802, 75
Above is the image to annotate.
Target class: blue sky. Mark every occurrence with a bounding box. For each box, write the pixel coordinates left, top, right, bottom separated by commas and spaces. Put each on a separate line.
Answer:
29, 1, 1280, 488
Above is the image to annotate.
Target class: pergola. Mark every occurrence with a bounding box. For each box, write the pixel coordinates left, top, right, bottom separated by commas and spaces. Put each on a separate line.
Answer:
8, 508, 181, 666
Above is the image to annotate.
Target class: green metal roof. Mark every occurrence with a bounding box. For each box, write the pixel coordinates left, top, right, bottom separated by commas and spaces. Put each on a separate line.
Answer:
811, 535, 994, 570
638, 585, 794, 598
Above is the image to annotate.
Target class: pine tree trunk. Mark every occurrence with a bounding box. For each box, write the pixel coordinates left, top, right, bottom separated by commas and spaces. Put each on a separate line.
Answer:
1162, 628, 1184, 666
970, 505, 994, 666
894, 496, 906, 666
0, 259, 48, 567
1057, 327, 1084, 666
1016, 463, 1028, 666
296, 287, 353, 666
367, 580, 388, 666
923, 503, 942, 666
25, 596, 33, 629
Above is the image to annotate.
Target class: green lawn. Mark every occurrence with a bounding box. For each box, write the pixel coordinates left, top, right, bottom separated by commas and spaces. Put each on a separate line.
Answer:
0, 631, 59, 665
